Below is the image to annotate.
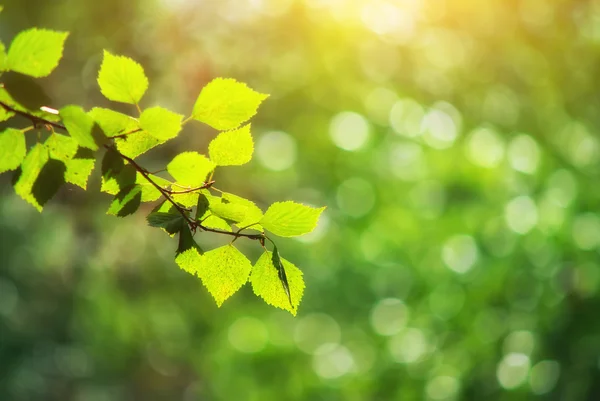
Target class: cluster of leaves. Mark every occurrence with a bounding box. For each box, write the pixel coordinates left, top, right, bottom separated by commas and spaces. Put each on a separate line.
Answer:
0, 13, 324, 315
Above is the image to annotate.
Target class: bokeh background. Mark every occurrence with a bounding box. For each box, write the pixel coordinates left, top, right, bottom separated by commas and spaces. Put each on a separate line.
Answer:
1, 0, 600, 399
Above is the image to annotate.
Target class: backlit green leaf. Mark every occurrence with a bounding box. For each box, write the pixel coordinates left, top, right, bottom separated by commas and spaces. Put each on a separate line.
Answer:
107, 184, 142, 217
114, 131, 163, 159
88, 107, 138, 137
200, 245, 252, 307
64, 149, 95, 189
0, 128, 26, 173
192, 78, 268, 130
97, 50, 148, 104
199, 213, 232, 232
167, 152, 215, 187
6, 28, 68, 77
222, 192, 263, 230
208, 124, 254, 166
140, 106, 183, 141
261, 201, 325, 237
175, 224, 204, 276
251, 251, 305, 315
60, 105, 98, 150
171, 190, 199, 208
14, 144, 65, 212
45, 133, 95, 189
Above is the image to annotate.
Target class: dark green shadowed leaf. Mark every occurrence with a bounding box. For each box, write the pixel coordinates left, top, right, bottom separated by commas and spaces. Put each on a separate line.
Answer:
97, 50, 148, 104
0, 128, 26, 173
6, 28, 68, 77
107, 184, 142, 217
60, 105, 98, 150
195, 193, 210, 220
147, 211, 184, 234
272, 245, 292, 309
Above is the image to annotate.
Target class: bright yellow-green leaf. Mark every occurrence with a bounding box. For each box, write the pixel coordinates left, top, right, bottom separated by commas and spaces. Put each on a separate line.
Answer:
192, 78, 268, 130
88, 107, 138, 137
167, 152, 215, 187
97, 50, 148, 104
6, 28, 68, 77
114, 131, 163, 159
60, 105, 98, 150
0, 128, 26, 174
200, 245, 252, 307
251, 251, 305, 316
140, 106, 183, 140
261, 201, 325, 237
198, 211, 232, 232
208, 124, 254, 166
64, 155, 95, 190
221, 192, 263, 230
175, 247, 203, 276
45, 132, 78, 160
171, 189, 199, 208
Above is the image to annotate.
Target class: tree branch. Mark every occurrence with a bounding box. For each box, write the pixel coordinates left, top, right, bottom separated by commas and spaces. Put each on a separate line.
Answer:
0, 99, 265, 243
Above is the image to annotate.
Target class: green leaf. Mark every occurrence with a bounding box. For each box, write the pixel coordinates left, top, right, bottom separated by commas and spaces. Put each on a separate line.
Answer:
45, 132, 78, 160
97, 50, 148, 104
14, 144, 65, 212
64, 149, 95, 189
107, 184, 142, 217
45, 133, 95, 189
0, 128, 26, 173
114, 130, 163, 159
147, 211, 184, 234
208, 198, 247, 223
200, 245, 252, 307
198, 213, 232, 232
88, 107, 138, 137
222, 192, 263, 230
6, 28, 68, 77
195, 193, 210, 220
208, 124, 254, 166
192, 78, 268, 130
167, 152, 215, 187
175, 228, 203, 277
60, 105, 98, 150
0, 40, 6, 72
151, 201, 180, 237
140, 106, 183, 141
102, 166, 170, 202
261, 201, 325, 237
251, 251, 305, 315
0, 88, 17, 122
171, 190, 199, 208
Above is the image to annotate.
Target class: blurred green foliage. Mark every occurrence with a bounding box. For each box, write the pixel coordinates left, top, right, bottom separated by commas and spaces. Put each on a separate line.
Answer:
1, 0, 600, 400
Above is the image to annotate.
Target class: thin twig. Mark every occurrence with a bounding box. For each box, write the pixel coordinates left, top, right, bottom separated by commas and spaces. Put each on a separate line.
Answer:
165, 181, 215, 194
110, 128, 143, 139
0, 100, 66, 130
